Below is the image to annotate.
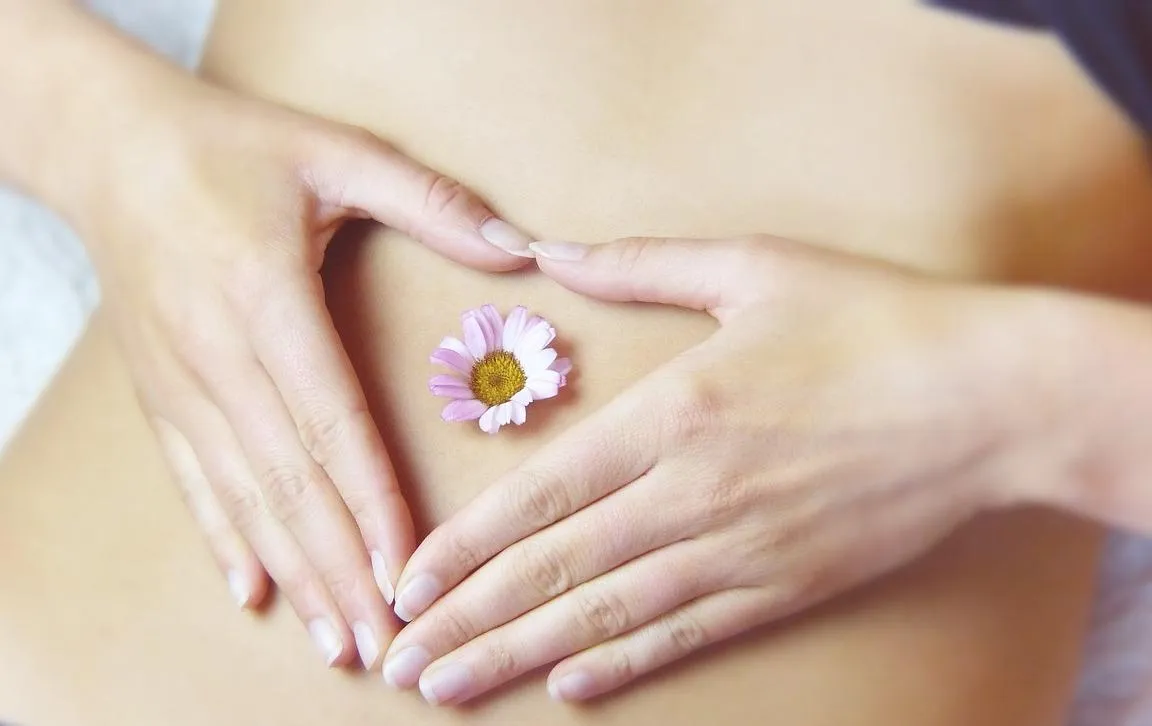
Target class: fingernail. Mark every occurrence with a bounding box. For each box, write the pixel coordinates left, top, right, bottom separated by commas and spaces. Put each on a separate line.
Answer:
529, 240, 589, 261
308, 618, 343, 666
480, 218, 536, 258
383, 645, 431, 688
393, 574, 442, 622
227, 569, 250, 608
419, 662, 474, 705
353, 622, 380, 668
549, 671, 596, 701
371, 550, 395, 606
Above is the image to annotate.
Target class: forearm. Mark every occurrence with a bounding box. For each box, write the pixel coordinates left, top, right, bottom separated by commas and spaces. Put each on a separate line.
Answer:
0, 1, 194, 223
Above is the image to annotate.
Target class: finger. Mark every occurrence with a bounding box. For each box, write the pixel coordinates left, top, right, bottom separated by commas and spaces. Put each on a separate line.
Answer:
412, 540, 713, 705
385, 472, 686, 686
309, 128, 536, 268
168, 391, 359, 668
243, 272, 413, 608
393, 384, 664, 623
529, 236, 779, 320
151, 414, 268, 610
547, 588, 769, 701
187, 327, 391, 669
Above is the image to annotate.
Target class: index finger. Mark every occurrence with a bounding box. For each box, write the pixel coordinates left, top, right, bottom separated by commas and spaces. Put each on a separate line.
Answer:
392, 384, 663, 622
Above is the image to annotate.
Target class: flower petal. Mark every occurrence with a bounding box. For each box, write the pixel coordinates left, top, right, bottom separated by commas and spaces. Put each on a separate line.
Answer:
511, 401, 527, 425
514, 319, 556, 359
502, 306, 529, 352
468, 309, 497, 352
463, 314, 491, 360
550, 357, 573, 376
511, 388, 533, 406
480, 305, 505, 348
497, 402, 514, 426
429, 374, 474, 399
517, 347, 558, 376
442, 399, 487, 421
438, 336, 472, 361
479, 406, 501, 434
431, 348, 474, 376
526, 378, 560, 400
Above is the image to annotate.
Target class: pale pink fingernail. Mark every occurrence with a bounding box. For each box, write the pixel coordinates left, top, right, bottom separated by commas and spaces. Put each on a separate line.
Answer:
480, 218, 535, 257
371, 550, 395, 606
308, 619, 343, 666
393, 574, 442, 622
549, 671, 596, 701
529, 241, 589, 261
353, 622, 380, 668
227, 569, 250, 608
383, 645, 431, 689
420, 662, 474, 705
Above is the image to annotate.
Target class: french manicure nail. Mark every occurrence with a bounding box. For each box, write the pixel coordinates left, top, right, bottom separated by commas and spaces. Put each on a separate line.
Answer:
549, 671, 596, 701
393, 574, 442, 622
353, 622, 380, 668
227, 569, 250, 608
419, 662, 474, 705
371, 550, 395, 606
308, 619, 343, 666
383, 645, 432, 688
480, 218, 536, 258
528, 240, 589, 261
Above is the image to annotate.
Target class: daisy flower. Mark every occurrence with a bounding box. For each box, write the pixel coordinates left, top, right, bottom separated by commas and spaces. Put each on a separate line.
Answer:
430, 305, 572, 435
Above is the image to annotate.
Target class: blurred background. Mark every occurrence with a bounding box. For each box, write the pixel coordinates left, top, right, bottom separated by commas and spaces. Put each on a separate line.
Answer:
0, 2, 1149, 724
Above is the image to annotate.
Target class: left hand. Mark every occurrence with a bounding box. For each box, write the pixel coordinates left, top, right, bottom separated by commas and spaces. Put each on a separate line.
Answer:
383, 235, 1061, 703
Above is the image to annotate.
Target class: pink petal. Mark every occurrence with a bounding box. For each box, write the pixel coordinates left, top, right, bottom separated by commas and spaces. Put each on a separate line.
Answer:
511, 401, 527, 425
517, 348, 558, 376
462, 314, 491, 359
467, 309, 497, 352
526, 377, 560, 400
502, 306, 529, 351
550, 357, 573, 376
514, 320, 556, 359
480, 305, 505, 348
431, 348, 474, 376
479, 406, 501, 434
511, 389, 533, 406
442, 399, 487, 422
438, 336, 472, 361
429, 374, 473, 399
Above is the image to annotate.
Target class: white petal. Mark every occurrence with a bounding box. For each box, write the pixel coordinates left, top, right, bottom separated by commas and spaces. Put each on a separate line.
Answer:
497, 402, 513, 426
463, 315, 490, 360
511, 388, 533, 405
438, 336, 472, 361
511, 402, 527, 425
502, 306, 529, 351
479, 406, 500, 434
514, 321, 556, 359
517, 347, 558, 376
526, 378, 560, 400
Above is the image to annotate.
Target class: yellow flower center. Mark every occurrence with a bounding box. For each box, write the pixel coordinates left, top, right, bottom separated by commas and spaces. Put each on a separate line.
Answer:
470, 351, 527, 407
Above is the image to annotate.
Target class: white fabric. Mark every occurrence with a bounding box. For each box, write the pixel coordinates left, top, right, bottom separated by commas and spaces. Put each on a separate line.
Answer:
0, 2, 1146, 723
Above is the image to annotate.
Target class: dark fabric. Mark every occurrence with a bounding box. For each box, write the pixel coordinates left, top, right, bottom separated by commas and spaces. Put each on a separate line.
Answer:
930, 0, 1152, 131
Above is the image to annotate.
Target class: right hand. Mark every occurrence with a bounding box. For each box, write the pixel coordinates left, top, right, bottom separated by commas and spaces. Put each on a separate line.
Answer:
75, 72, 534, 668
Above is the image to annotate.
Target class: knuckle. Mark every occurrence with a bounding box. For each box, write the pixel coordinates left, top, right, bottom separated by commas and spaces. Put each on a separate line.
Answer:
575, 590, 631, 641
511, 540, 573, 599
484, 641, 520, 680
321, 566, 362, 607
508, 471, 571, 530
429, 606, 478, 646
607, 649, 635, 683
296, 406, 351, 469
214, 481, 265, 532
663, 611, 708, 655
444, 531, 486, 573
258, 464, 314, 520
659, 372, 724, 446
420, 173, 469, 220
700, 475, 750, 520
613, 237, 662, 275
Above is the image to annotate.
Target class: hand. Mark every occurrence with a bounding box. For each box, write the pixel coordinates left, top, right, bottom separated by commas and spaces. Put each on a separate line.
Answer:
81, 74, 533, 668
382, 235, 1060, 702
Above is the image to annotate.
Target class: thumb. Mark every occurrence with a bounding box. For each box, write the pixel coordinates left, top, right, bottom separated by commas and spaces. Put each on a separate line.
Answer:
529, 236, 772, 317
308, 127, 534, 272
